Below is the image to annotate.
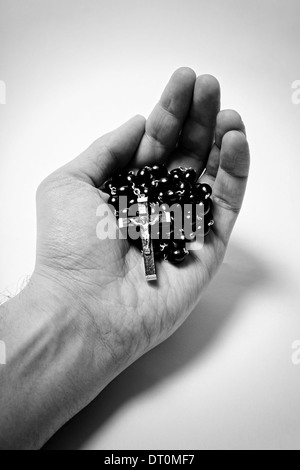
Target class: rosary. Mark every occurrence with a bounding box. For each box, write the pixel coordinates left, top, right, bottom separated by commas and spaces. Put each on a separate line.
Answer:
103, 165, 214, 281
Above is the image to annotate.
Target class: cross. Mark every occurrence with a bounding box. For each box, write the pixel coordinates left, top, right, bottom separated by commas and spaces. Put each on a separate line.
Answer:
118, 196, 171, 282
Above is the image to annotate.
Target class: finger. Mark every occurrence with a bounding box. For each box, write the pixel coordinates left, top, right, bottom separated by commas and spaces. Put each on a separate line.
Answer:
63, 115, 146, 187
211, 130, 250, 246
203, 110, 246, 183
132, 67, 196, 167
169, 74, 220, 176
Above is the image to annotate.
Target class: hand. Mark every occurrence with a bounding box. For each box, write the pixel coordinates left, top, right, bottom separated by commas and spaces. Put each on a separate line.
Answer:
35, 68, 250, 366
0, 68, 250, 449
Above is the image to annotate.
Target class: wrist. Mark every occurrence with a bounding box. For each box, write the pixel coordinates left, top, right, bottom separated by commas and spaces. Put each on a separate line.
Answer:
0, 274, 113, 449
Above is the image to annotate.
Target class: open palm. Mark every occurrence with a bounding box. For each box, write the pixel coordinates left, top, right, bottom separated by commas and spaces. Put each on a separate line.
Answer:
35, 68, 250, 370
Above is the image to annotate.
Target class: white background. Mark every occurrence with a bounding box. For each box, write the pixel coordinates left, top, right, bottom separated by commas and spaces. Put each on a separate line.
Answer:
1, 0, 300, 450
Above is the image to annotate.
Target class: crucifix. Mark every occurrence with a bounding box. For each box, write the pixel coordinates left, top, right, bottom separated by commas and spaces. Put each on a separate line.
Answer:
118, 195, 171, 282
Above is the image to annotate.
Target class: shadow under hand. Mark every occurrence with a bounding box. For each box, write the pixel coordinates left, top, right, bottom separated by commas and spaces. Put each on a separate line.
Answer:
44, 241, 270, 450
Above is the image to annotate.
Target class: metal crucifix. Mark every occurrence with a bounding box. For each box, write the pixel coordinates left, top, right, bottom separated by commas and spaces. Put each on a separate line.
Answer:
118, 195, 171, 282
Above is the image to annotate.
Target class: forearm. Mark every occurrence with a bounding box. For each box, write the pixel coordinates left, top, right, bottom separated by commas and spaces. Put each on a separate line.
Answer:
0, 275, 114, 450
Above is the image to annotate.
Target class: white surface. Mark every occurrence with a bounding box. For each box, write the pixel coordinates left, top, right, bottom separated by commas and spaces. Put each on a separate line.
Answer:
0, 0, 300, 450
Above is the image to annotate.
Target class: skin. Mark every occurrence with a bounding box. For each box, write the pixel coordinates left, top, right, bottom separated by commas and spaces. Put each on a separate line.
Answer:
0, 68, 250, 449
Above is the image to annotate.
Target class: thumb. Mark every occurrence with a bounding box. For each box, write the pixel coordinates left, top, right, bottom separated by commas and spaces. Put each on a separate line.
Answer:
64, 115, 145, 187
